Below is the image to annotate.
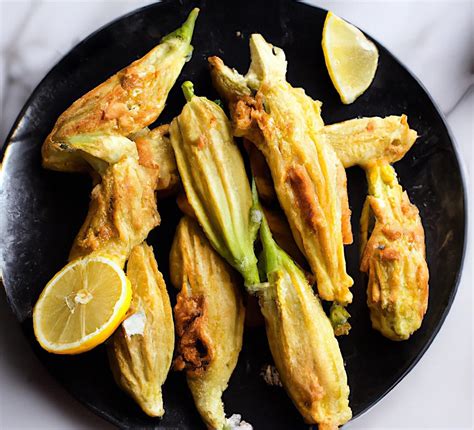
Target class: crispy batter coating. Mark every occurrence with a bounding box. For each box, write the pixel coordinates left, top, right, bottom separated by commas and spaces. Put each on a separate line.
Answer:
68, 128, 169, 265
170, 216, 245, 430
209, 35, 353, 303
247, 139, 352, 248
131, 125, 179, 196
321, 115, 417, 168
360, 163, 429, 340
336, 161, 353, 245
256, 209, 351, 428
108, 243, 174, 417
41, 9, 199, 173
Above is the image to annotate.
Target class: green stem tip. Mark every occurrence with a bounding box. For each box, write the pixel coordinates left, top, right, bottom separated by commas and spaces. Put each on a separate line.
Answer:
329, 302, 351, 336
251, 179, 280, 274
161, 8, 199, 44
182, 81, 195, 102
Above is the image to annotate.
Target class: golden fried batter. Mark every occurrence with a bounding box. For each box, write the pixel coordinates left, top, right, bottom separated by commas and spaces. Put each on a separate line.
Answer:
248, 139, 353, 247
321, 115, 417, 168
108, 243, 174, 417
131, 125, 179, 196
68, 128, 169, 265
360, 162, 429, 340
170, 216, 245, 430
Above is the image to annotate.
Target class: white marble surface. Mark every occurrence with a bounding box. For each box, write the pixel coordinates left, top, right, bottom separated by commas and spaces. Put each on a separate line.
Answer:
0, 1, 472, 429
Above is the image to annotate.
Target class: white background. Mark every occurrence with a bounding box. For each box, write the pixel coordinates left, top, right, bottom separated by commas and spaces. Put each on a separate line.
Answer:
0, 1, 472, 429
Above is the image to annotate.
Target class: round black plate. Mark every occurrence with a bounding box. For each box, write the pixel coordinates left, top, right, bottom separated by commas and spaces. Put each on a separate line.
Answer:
0, 0, 466, 428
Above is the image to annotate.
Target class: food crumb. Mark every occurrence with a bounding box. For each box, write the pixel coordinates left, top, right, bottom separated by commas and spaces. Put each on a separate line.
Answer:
226, 414, 253, 430
260, 364, 283, 387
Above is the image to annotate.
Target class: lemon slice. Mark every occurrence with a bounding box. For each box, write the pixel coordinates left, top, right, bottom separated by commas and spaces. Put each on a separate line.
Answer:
322, 11, 378, 104
33, 255, 132, 354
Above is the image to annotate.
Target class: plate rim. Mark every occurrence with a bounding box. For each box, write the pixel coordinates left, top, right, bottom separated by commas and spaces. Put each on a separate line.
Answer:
0, 0, 468, 427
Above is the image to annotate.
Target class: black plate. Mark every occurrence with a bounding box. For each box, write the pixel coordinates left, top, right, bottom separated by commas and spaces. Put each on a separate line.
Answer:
0, 0, 466, 428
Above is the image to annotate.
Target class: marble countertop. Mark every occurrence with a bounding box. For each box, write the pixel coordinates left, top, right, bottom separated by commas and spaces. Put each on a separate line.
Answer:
0, 1, 472, 429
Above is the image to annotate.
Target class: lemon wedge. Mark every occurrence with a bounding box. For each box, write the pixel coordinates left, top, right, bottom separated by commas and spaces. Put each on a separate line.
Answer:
322, 11, 378, 104
33, 255, 132, 354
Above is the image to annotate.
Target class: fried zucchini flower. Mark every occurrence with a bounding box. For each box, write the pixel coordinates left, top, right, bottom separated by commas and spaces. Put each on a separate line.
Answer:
320, 116, 428, 340
320, 115, 418, 168
69, 126, 171, 266
42, 8, 199, 173
360, 162, 429, 340
170, 216, 245, 429
108, 243, 174, 417
169, 82, 260, 286
209, 34, 353, 303
254, 192, 351, 429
